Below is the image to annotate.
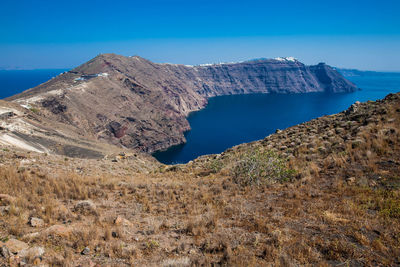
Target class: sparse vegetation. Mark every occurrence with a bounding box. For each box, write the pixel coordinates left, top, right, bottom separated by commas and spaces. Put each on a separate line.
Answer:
0, 93, 399, 265
205, 157, 223, 174
231, 148, 295, 186
29, 107, 39, 113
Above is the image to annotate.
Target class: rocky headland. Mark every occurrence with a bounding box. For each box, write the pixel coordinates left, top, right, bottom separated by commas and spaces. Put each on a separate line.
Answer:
5, 54, 357, 155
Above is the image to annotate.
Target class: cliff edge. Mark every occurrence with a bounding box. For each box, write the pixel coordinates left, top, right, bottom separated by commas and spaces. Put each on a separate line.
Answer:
7, 54, 357, 153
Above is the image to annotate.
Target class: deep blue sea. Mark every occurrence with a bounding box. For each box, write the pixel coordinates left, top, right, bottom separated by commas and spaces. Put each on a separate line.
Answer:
154, 74, 400, 164
1, 69, 399, 165
0, 69, 68, 99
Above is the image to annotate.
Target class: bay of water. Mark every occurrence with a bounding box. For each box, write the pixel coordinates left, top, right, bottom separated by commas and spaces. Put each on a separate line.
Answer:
0, 69, 68, 99
154, 74, 400, 164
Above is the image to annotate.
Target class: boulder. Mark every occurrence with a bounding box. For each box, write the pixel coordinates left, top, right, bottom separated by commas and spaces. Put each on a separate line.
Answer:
0, 245, 11, 258
345, 102, 360, 115
43, 225, 71, 238
4, 239, 29, 254
29, 217, 44, 228
18, 246, 45, 259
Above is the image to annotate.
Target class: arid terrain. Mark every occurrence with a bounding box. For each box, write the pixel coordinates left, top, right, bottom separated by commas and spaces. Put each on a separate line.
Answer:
0, 90, 399, 266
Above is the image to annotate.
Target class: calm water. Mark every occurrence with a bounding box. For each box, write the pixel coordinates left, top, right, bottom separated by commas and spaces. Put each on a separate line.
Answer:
0, 69, 68, 99
154, 74, 400, 164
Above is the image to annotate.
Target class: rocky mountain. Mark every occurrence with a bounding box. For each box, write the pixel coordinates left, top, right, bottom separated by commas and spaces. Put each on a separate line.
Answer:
6, 54, 357, 154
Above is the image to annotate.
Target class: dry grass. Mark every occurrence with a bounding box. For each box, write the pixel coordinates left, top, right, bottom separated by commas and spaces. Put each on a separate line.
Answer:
0, 94, 399, 266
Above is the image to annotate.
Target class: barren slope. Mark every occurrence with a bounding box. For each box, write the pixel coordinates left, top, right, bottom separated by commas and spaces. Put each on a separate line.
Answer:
0, 93, 399, 266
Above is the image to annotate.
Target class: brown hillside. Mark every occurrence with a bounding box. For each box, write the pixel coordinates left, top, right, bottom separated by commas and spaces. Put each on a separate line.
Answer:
0, 93, 399, 266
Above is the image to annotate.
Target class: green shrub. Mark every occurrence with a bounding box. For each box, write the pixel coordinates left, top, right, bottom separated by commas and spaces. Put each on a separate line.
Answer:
380, 199, 400, 218
231, 148, 295, 186
206, 158, 223, 173
29, 107, 40, 113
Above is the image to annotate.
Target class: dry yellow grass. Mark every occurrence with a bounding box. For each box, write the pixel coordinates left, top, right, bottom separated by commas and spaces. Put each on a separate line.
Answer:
0, 93, 399, 266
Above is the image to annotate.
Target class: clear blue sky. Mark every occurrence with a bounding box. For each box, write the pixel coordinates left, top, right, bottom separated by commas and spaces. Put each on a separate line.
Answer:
1, 0, 399, 71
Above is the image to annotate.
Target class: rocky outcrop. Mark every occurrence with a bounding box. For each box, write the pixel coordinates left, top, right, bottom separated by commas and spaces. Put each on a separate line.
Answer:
7, 54, 357, 153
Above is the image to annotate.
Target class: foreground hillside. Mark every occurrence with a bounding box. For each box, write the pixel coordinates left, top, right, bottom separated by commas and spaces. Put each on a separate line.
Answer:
6, 54, 357, 154
0, 92, 399, 266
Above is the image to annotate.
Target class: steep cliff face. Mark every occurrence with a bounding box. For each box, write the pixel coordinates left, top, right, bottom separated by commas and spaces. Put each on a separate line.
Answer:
192, 59, 356, 96
7, 54, 357, 153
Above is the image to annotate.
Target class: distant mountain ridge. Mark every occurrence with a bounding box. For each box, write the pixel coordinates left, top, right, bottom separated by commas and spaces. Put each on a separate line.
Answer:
336, 68, 400, 77
6, 54, 357, 153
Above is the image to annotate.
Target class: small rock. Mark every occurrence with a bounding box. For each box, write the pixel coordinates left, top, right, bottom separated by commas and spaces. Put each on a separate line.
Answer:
29, 217, 44, 228
0, 245, 11, 258
81, 247, 90, 255
345, 103, 360, 115
22, 232, 40, 241
369, 180, 377, 187
114, 216, 132, 226
9, 255, 21, 266
346, 177, 356, 185
4, 239, 29, 254
74, 200, 96, 215
18, 246, 45, 259
43, 225, 71, 238
0, 194, 15, 205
